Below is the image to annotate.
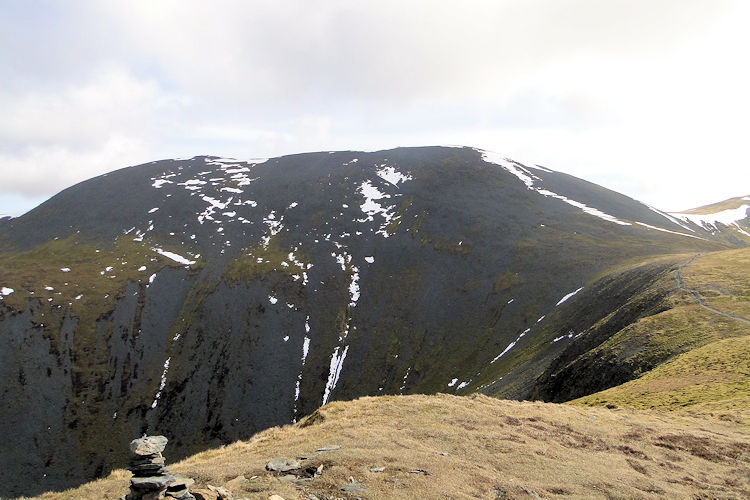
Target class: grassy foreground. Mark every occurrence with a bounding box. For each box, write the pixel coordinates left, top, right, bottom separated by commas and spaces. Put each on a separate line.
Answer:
28, 394, 749, 499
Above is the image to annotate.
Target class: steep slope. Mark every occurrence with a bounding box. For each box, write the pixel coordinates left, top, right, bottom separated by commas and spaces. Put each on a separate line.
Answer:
27, 394, 750, 500
565, 248, 750, 418
0, 146, 736, 496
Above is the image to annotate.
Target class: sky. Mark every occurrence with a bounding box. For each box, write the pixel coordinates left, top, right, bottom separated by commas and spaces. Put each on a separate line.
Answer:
1, 0, 749, 217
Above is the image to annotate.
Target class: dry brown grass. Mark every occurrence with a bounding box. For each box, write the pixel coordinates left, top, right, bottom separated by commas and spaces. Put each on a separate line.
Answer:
28, 394, 750, 499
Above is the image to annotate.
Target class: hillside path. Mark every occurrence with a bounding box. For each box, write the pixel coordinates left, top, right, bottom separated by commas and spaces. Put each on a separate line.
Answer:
675, 254, 750, 325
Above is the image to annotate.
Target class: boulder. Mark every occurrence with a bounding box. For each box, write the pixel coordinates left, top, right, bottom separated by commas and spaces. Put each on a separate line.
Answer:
131, 436, 169, 457
191, 490, 219, 500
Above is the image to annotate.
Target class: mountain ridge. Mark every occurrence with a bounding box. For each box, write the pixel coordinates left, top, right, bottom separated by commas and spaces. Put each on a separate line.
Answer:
1, 146, 748, 497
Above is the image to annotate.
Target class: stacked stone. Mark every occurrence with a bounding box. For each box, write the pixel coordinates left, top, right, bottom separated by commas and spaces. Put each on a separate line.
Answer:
125, 435, 195, 500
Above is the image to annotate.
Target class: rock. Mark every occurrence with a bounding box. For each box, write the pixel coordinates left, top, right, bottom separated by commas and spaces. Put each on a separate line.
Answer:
409, 469, 430, 475
340, 485, 365, 493
131, 436, 169, 456
268, 495, 286, 500
125, 436, 196, 500
369, 466, 385, 473
131, 462, 171, 476
130, 475, 177, 490
207, 484, 232, 499
131, 455, 167, 466
165, 475, 195, 499
522, 487, 541, 498
341, 476, 366, 492
315, 464, 324, 477
223, 475, 247, 492
315, 445, 341, 452
191, 490, 219, 500
167, 475, 195, 491
265, 458, 301, 472
166, 490, 195, 500
141, 491, 167, 500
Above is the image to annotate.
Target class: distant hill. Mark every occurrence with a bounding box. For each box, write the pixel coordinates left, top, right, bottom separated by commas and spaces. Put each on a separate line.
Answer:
0, 146, 747, 496
669, 195, 750, 242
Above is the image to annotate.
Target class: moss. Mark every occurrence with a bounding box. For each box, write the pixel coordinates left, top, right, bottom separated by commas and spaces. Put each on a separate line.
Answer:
223, 235, 310, 283
408, 210, 427, 237
492, 272, 520, 293
383, 197, 414, 236
0, 235, 191, 334
419, 234, 473, 255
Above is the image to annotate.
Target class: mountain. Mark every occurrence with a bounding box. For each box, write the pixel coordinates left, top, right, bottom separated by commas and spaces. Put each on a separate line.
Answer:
0, 146, 746, 497
669, 195, 750, 243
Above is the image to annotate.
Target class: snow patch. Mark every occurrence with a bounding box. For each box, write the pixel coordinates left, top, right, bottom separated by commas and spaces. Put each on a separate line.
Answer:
0, 287, 14, 296
152, 179, 172, 188
491, 328, 530, 363
150, 357, 171, 409
635, 222, 708, 240
670, 205, 750, 232
322, 345, 349, 405
555, 287, 584, 306
60, 267, 70, 272
376, 164, 413, 186
151, 247, 195, 265
479, 149, 630, 226
447, 378, 458, 387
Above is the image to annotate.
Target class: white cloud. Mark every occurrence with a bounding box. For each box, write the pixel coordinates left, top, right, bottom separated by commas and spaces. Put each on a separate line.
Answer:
0, 1, 748, 216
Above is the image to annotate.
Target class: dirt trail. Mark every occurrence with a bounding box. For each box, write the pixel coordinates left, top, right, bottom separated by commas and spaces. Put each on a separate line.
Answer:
675, 254, 750, 325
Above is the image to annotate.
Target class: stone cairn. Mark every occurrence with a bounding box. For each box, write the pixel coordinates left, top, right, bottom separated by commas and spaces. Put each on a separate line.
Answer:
124, 435, 195, 500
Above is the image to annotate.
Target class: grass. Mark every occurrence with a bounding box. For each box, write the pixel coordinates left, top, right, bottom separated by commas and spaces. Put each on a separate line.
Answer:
27, 394, 750, 499
570, 248, 750, 420
581, 302, 747, 378
682, 247, 750, 319
571, 336, 750, 421
223, 235, 310, 283
0, 235, 200, 315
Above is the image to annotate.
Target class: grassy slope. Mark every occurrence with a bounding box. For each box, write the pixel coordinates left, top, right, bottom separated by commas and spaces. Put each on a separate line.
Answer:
570, 248, 750, 419
682, 247, 750, 319
28, 394, 749, 500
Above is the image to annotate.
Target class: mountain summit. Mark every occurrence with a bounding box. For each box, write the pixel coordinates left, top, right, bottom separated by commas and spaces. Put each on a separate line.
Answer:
0, 146, 747, 496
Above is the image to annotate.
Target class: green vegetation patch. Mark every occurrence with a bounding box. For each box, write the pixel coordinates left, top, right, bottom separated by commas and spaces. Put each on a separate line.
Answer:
683, 247, 750, 318
571, 335, 750, 415
223, 235, 311, 283
0, 235, 190, 315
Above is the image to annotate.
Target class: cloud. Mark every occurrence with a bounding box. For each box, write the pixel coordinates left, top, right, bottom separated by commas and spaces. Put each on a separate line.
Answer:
0, 0, 747, 216
0, 64, 184, 198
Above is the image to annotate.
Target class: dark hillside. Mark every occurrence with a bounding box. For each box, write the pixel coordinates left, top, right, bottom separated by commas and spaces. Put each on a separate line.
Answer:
0, 146, 737, 496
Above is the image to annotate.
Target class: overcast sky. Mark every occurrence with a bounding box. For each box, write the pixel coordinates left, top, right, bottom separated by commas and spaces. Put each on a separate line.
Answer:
2, 0, 748, 217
